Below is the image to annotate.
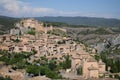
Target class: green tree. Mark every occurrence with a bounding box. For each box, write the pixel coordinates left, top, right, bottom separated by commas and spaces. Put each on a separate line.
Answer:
27, 30, 36, 35
77, 66, 82, 75
46, 71, 62, 79
48, 60, 57, 70
0, 76, 12, 80
62, 55, 71, 69
26, 65, 40, 76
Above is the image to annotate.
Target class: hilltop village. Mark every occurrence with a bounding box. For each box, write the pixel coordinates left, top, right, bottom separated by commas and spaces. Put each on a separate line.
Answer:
0, 18, 111, 80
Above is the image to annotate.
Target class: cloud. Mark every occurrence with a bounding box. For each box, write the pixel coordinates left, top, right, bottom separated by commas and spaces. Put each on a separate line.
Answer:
0, 0, 85, 17
0, 0, 56, 17
0, 0, 22, 14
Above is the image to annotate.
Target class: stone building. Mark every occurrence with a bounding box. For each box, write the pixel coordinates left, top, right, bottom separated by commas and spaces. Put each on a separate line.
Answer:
71, 52, 106, 79
21, 18, 44, 31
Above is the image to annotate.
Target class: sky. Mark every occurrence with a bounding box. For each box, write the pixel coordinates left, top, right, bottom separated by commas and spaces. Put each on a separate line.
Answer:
0, 0, 120, 19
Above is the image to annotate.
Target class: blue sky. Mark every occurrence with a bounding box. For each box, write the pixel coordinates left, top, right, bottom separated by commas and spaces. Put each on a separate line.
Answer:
0, 0, 120, 19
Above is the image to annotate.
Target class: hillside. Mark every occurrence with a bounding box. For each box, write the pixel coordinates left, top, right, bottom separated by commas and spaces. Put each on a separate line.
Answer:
0, 16, 19, 34
35, 16, 120, 27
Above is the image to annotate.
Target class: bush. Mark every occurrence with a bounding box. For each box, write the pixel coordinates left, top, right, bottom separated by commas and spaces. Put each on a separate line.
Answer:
62, 55, 71, 69
27, 30, 36, 35
94, 28, 111, 35
26, 65, 40, 76
48, 60, 57, 70
47, 29, 67, 37
12, 38, 20, 43
77, 66, 82, 75
0, 51, 33, 67
46, 71, 62, 79
57, 40, 66, 44
26, 65, 62, 79
0, 76, 12, 80
114, 74, 120, 79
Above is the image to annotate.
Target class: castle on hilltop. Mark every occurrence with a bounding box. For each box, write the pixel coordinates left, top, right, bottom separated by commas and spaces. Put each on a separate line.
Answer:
10, 18, 54, 35
20, 18, 45, 31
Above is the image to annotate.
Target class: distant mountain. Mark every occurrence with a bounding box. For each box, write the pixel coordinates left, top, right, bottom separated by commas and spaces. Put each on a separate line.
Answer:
35, 16, 120, 27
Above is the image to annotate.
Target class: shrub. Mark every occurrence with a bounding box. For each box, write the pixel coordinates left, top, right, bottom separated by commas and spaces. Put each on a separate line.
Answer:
27, 30, 36, 35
